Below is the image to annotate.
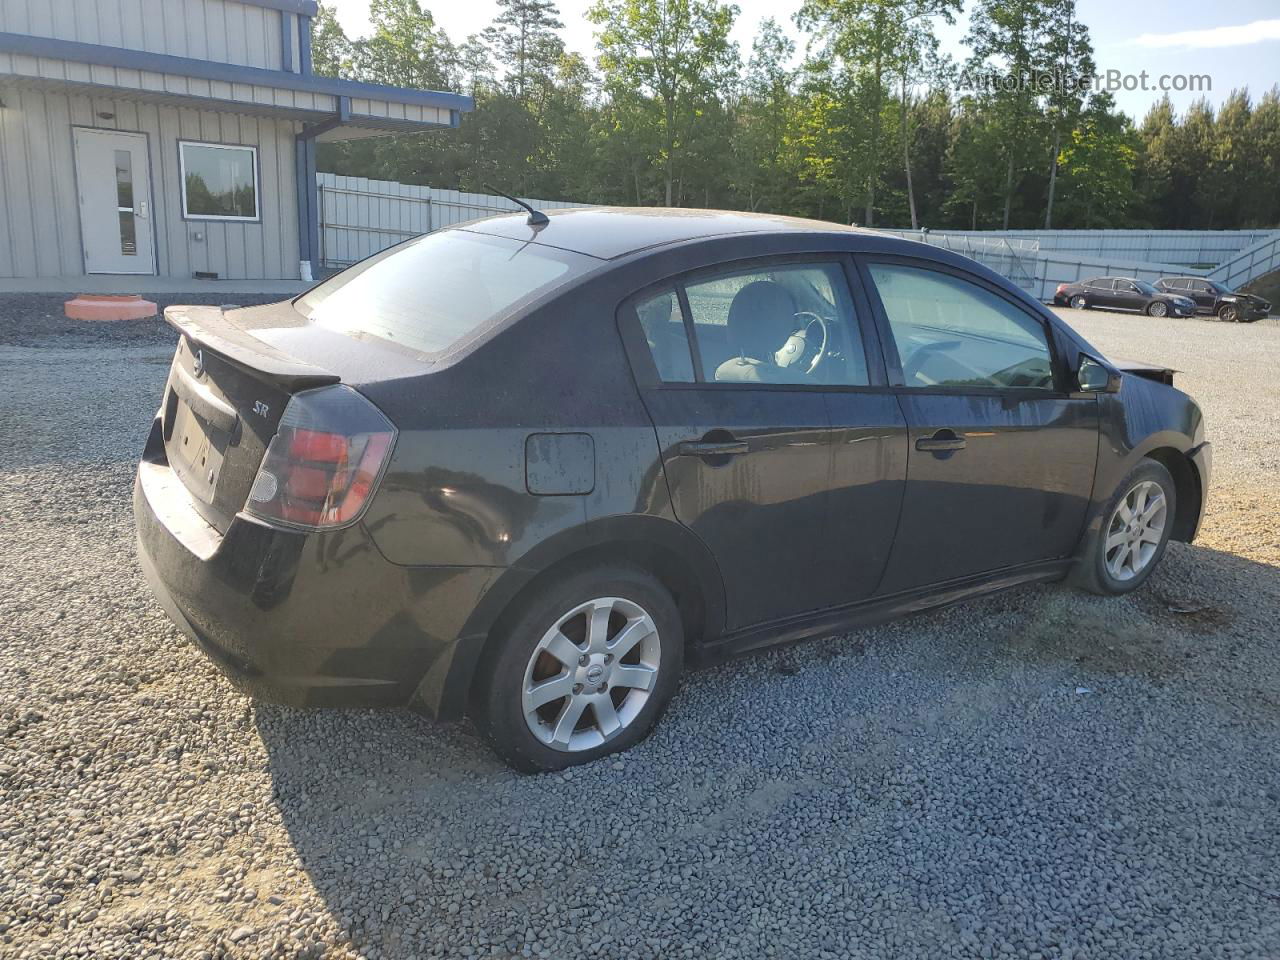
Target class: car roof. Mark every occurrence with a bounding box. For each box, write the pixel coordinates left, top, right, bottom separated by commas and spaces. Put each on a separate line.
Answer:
456, 206, 879, 260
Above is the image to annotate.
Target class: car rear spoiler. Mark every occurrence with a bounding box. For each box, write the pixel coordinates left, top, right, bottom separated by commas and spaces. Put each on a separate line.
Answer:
163, 305, 340, 392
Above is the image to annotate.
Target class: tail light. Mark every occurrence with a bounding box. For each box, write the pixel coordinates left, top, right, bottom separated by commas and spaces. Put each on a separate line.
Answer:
1056, 284, 1067, 296
246, 385, 396, 531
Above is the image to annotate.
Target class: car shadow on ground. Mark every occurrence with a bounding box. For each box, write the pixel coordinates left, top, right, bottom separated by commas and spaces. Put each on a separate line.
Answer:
253, 539, 1280, 959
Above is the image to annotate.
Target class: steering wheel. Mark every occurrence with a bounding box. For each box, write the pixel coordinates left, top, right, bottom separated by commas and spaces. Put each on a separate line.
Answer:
774, 311, 830, 375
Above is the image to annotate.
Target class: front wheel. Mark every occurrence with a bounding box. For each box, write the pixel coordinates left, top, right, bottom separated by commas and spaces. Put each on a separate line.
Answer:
1147, 300, 1168, 318
1072, 460, 1176, 596
1218, 303, 1239, 323
471, 565, 684, 772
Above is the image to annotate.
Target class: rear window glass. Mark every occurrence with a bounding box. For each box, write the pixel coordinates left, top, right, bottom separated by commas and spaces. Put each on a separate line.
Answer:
297, 230, 597, 354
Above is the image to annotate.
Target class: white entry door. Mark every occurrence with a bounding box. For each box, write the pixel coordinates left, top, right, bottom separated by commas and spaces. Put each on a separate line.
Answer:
73, 129, 156, 274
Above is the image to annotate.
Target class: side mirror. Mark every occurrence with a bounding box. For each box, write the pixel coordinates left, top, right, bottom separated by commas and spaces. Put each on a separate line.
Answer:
1077, 354, 1121, 393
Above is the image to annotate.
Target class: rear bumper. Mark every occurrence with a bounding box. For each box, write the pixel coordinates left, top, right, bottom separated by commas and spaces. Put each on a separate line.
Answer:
134, 420, 499, 712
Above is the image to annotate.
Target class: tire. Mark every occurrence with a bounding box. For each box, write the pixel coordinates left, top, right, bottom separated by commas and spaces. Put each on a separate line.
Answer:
1072, 459, 1177, 596
471, 564, 684, 772
1218, 303, 1239, 323
1146, 300, 1168, 318
1070, 295, 1087, 309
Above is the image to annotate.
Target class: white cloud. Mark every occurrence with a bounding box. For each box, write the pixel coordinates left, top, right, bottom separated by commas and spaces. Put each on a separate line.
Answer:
1132, 19, 1280, 49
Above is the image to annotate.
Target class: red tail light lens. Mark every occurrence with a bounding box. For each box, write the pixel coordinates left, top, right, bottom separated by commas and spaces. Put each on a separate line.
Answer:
1056, 284, 1067, 295
246, 385, 396, 531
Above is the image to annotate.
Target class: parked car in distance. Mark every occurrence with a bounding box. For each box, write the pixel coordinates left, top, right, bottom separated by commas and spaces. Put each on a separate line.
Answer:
1053, 277, 1197, 317
135, 208, 1212, 772
1154, 276, 1271, 323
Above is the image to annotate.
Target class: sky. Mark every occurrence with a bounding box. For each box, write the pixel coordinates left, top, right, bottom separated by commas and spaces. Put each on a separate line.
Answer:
326, 0, 1280, 120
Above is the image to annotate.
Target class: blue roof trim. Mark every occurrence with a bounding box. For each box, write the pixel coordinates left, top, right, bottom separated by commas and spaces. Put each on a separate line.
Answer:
0, 33, 475, 113
238, 0, 318, 15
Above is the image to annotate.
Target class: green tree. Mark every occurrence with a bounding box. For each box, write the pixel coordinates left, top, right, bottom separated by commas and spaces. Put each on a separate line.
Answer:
732, 18, 796, 212
487, 0, 566, 100
1040, 0, 1093, 227
1249, 87, 1280, 226
588, 0, 740, 206
356, 0, 458, 90
963, 0, 1086, 228
310, 1, 354, 78
796, 0, 960, 226
1057, 93, 1136, 226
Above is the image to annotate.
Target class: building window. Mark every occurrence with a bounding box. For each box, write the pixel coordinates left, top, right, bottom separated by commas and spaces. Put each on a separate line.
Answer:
179, 142, 259, 220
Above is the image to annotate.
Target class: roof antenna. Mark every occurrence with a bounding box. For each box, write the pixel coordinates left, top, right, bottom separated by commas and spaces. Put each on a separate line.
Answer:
483, 184, 549, 227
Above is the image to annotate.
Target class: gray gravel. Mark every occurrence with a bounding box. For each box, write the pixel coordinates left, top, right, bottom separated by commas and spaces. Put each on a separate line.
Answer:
2, 296, 1279, 960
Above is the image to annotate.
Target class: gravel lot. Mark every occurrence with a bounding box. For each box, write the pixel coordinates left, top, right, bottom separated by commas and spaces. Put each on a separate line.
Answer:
2, 296, 1278, 960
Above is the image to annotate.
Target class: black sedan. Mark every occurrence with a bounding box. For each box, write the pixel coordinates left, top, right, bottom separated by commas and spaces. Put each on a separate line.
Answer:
136, 209, 1211, 771
1053, 277, 1197, 317
1154, 276, 1271, 322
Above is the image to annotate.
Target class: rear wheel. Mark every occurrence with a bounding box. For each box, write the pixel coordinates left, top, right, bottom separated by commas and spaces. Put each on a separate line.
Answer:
1070, 295, 1087, 309
471, 565, 683, 772
1072, 460, 1176, 596
1218, 303, 1239, 323
1147, 300, 1168, 318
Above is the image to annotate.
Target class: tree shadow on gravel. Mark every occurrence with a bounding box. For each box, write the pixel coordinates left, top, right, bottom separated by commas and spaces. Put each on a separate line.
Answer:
254, 539, 1280, 960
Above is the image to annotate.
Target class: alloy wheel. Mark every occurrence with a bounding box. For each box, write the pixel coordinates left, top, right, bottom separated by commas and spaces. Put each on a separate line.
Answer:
521, 597, 662, 752
1104, 480, 1168, 581
1148, 301, 1167, 317
1221, 305, 1238, 323
1070, 295, 1087, 309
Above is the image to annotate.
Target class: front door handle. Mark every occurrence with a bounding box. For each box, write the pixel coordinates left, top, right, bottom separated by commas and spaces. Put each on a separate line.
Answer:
679, 439, 749, 457
915, 429, 967, 452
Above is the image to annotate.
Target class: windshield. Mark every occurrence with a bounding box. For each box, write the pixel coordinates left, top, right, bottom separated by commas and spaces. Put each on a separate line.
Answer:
1210, 281, 1233, 294
1134, 280, 1158, 295
297, 230, 599, 355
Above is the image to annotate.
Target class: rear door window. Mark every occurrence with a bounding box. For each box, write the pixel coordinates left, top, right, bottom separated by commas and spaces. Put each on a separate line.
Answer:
682, 262, 870, 386
634, 288, 695, 382
867, 262, 1056, 391
297, 230, 598, 355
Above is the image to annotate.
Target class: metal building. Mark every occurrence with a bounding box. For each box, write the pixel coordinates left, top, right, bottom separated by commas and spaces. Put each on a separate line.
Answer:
0, 0, 472, 283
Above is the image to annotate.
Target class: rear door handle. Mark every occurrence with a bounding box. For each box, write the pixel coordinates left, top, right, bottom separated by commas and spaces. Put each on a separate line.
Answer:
915, 430, 966, 452
679, 439, 749, 457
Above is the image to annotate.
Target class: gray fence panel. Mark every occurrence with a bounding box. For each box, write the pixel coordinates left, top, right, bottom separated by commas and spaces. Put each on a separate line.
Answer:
316, 173, 590, 268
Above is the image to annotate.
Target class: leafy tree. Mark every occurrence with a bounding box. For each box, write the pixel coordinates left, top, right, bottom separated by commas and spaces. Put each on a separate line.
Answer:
732, 18, 796, 212
796, 0, 960, 226
1249, 87, 1280, 226
588, 0, 740, 206
963, 0, 1080, 228
307, 2, 1275, 232
1040, 0, 1093, 227
310, 1, 354, 78
1057, 92, 1136, 226
487, 0, 566, 100
356, 0, 458, 90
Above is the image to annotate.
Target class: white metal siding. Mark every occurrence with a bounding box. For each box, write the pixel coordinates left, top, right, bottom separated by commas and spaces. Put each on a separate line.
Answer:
0, 83, 299, 279
0, 52, 336, 113
0, 0, 287, 71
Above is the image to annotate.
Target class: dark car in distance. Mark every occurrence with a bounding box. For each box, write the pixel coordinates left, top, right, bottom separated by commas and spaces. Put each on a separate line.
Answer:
135, 208, 1212, 771
1154, 276, 1271, 322
1053, 276, 1197, 317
